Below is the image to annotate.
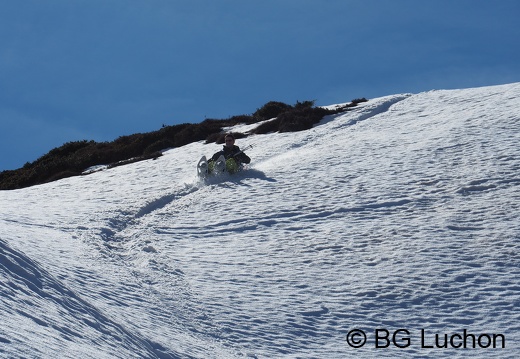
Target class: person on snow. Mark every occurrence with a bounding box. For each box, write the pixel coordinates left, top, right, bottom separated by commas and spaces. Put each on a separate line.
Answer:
209, 133, 251, 171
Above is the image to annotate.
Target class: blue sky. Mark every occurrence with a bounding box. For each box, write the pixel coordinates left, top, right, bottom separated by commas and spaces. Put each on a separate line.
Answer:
1, 0, 519, 171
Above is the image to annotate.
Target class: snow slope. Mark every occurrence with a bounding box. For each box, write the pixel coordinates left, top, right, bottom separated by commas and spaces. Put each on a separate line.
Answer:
1, 83, 519, 358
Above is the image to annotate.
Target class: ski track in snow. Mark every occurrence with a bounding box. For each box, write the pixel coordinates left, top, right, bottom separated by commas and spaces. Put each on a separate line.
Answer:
1, 83, 520, 358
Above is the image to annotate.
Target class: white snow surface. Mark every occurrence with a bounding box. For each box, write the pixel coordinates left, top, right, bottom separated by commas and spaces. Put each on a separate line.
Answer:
1, 83, 520, 358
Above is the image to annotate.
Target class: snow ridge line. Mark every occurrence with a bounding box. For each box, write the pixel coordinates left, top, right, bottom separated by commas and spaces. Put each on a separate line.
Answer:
134, 186, 199, 219
342, 94, 411, 126
96, 184, 202, 243
320, 94, 411, 130
280, 94, 412, 154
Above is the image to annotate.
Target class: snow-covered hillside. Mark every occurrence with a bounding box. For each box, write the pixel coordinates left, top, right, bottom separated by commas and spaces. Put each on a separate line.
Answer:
1, 83, 519, 358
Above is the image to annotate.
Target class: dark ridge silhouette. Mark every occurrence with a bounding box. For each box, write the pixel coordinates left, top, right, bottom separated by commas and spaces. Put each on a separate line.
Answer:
0, 98, 367, 190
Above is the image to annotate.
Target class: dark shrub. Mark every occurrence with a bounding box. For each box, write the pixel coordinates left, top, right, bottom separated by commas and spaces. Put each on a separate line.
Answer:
253, 101, 291, 120
294, 100, 315, 110
47, 140, 93, 158
251, 100, 334, 134
332, 97, 369, 113
278, 107, 332, 132
352, 97, 368, 104
227, 114, 255, 124
173, 124, 213, 147
250, 118, 281, 135
144, 139, 175, 156
46, 170, 82, 183
204, 132, 222, 144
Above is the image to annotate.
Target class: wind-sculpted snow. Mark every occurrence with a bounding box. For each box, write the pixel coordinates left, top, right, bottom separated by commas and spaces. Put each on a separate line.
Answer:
0, 239, 179, 358
1, 83, 519, 358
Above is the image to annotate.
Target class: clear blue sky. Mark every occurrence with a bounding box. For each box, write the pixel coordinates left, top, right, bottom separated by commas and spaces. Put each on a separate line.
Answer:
1, 0, 519, 171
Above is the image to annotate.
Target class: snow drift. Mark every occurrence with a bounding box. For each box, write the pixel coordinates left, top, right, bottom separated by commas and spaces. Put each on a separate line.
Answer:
1, 83, 519, 358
